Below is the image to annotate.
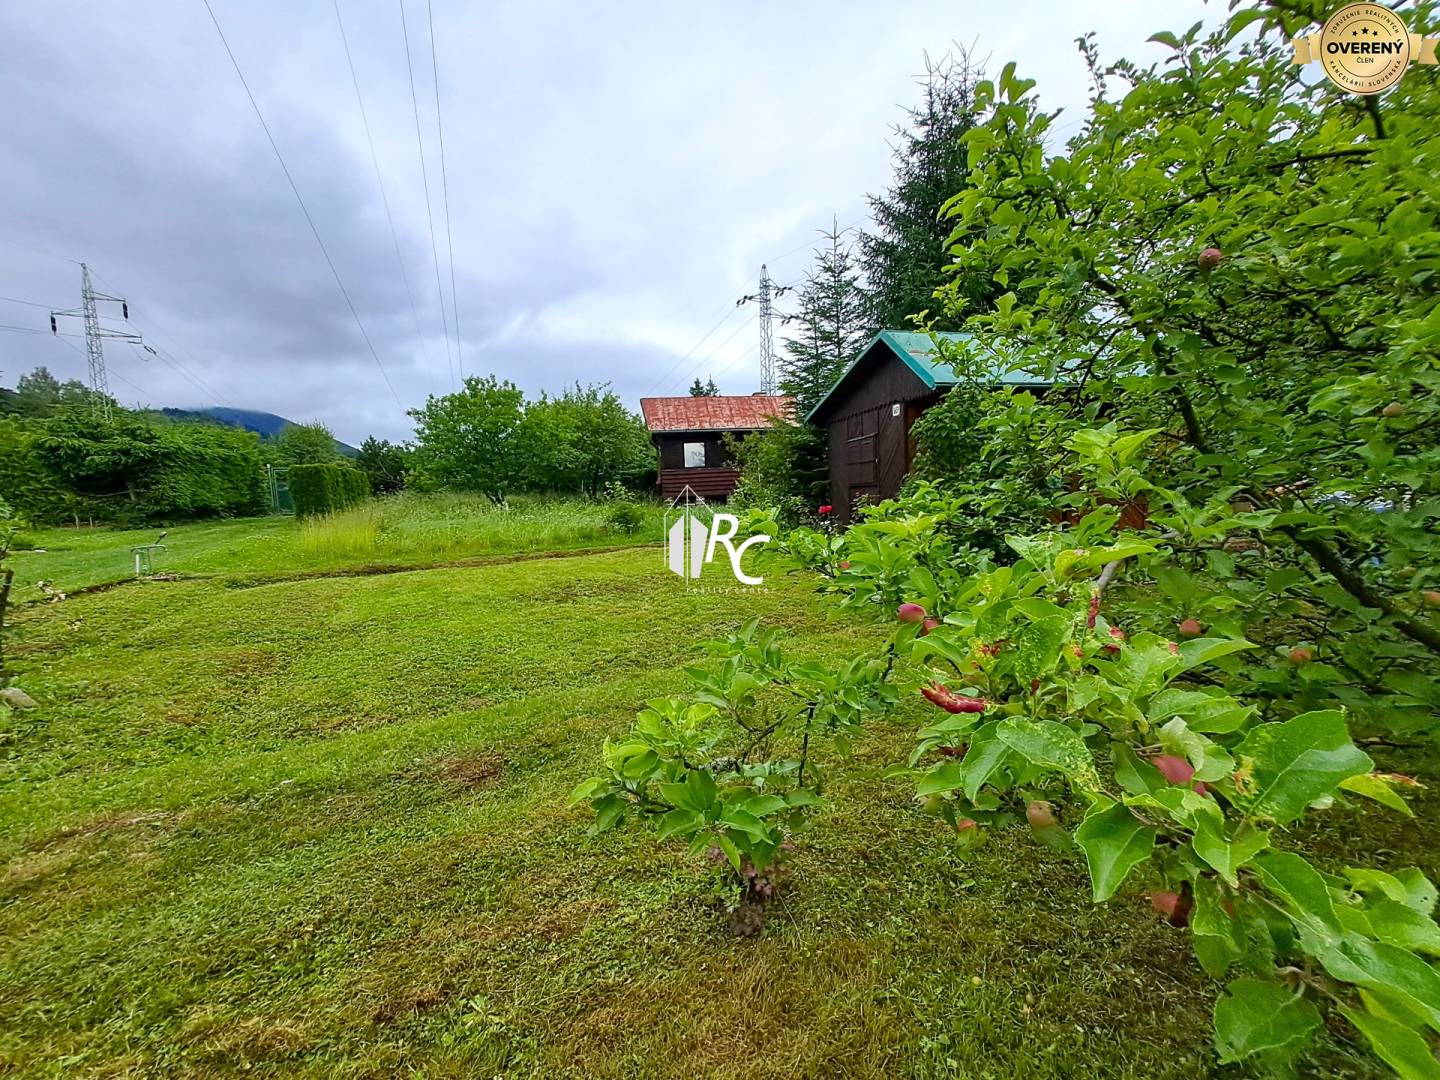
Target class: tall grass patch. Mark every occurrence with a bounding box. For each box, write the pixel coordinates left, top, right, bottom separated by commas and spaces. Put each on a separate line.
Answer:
296, 493, 667, 563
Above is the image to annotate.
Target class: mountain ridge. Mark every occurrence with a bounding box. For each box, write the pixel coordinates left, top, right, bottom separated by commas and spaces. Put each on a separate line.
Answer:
161, 406, 358, 456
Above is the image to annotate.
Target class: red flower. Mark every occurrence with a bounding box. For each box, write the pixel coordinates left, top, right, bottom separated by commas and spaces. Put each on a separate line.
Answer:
818, 505, 833, 515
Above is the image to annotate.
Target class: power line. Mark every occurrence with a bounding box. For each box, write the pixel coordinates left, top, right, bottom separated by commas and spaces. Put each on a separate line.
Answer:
332, 0, 434, 382
768, 237, 824, 265
4, 322, 160, 402
0, 323, 69, 336
87, 268, 233, 406
202, 0, 405, 412
59, 333, 157, 400
427, 0, 462, 378
0, 236, 80, 265
668, 315, 752, 394
710, 340, 760, 382
644, 301, 743, 395
143, 340, 231, 407
129, 342, 222, 406
399, 0, 454, 389
0, 295, 55, 310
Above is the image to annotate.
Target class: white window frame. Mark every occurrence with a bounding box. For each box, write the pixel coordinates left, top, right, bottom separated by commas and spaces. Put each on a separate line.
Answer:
682, 441, 706, 468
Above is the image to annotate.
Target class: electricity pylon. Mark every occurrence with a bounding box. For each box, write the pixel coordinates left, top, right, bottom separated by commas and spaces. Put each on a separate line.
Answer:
738, 265, 790, 396
51, 263, 141, 418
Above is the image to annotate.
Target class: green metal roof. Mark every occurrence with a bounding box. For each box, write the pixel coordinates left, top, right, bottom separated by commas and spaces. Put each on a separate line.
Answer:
804, 330, 1050, 423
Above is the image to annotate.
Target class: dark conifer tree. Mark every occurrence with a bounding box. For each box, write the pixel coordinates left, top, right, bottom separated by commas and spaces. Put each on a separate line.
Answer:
858, 49, 998, 332
778, 222, 868, 417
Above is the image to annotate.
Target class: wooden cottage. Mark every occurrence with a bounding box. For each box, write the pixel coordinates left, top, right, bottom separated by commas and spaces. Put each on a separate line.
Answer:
807, 331, 1050, 523
639, 394, 795, 501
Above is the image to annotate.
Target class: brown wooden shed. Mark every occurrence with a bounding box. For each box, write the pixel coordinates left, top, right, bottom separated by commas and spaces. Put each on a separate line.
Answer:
807, 331, 1051, 523
639, 394, 795, 501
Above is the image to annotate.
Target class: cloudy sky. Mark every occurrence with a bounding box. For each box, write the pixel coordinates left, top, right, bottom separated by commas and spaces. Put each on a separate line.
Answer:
0, 0, 1210, 444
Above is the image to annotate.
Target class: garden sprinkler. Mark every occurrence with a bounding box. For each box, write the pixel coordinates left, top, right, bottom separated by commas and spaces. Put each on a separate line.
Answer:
129, 529, 168, 577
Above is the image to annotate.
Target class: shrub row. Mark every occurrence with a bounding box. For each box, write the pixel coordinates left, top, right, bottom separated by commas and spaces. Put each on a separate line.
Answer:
288, 463, 369, 518
0, 413, 269, 526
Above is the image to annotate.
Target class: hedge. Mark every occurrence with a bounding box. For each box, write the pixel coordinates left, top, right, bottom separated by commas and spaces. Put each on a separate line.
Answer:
288, 463, 369, 518
2, 412, 269, 526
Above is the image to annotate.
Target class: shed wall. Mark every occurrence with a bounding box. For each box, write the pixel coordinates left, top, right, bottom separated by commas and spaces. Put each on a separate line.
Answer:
814, 348, 934, 524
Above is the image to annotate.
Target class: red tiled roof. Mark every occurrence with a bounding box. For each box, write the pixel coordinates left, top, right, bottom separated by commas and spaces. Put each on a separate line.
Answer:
639, 395, 794, 433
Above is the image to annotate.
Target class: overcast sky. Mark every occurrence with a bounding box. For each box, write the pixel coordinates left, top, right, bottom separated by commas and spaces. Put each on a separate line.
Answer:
0, 1, 1210, 444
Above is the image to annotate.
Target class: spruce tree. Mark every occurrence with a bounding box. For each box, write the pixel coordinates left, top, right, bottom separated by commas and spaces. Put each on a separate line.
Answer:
858, 49, 997, 332
778, 223, 868, 417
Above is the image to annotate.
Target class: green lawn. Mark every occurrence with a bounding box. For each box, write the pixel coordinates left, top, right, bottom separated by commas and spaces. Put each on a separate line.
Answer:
1, 532, 1431, 1077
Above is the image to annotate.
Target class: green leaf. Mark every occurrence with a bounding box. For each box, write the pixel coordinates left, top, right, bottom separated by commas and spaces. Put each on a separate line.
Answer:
1192, 817, 1269, 886
1213, 979, 1321, 1064
1010, 615, 1071, 683
1176, 636, 1256, 671
1112, 742, 1162, 795
1191, 879, 1245, 979
1397, 870, 1438, 916
733, 794, 789, 818
1360, 987, 1436, 1033
1013, 596, 1069, 622
589, 794, 626, 835
959, 720, 1012, 801
1074, 538, 1156, 568
1339, 773, 1415, 817
656, 808, 702, 840
569, 776, 609, 805
1101, 635, 1182, 693
912, 633, 972, 671
718, 807, 773, 843
1074, 797, 1155, 902
714, 832, 741, 873
1364, 900, 1440, 957
1147, 688, 1255, 735
916, 762, 966, 796
1348, 868, 1438, 917
996, 718, 1099, 789
1315, 932, 1440, 1032
1340, 1005, 1440, 1080
1253, 851, 1342, 942
1235, 710, 1372, 824
1125, 786, 1217, 831
783, 788, 823, 809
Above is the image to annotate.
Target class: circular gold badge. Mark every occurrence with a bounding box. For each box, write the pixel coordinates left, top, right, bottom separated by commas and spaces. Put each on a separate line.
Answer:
1320, 3, 1411, 94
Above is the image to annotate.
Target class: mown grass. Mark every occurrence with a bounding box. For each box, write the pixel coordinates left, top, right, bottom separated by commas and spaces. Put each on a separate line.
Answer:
1, 544, 1432, 1077
8, 493, 667, 602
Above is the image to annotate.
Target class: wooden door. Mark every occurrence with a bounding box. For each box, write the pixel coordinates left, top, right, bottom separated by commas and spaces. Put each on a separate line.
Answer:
842, 406, 883, 517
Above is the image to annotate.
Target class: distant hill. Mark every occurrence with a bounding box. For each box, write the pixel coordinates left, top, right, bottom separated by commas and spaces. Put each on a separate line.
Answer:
162, 406, 358, 456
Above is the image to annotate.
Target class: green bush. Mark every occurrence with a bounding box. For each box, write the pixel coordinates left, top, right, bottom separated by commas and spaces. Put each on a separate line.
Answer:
726, 421, 827, 531
603, 499, 645, 535
2, 411, 268, 525
288, 463, 369, 518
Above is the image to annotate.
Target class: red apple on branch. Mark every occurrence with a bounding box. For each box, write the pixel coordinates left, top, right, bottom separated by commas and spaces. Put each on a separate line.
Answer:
1150, 888, 1193, 926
